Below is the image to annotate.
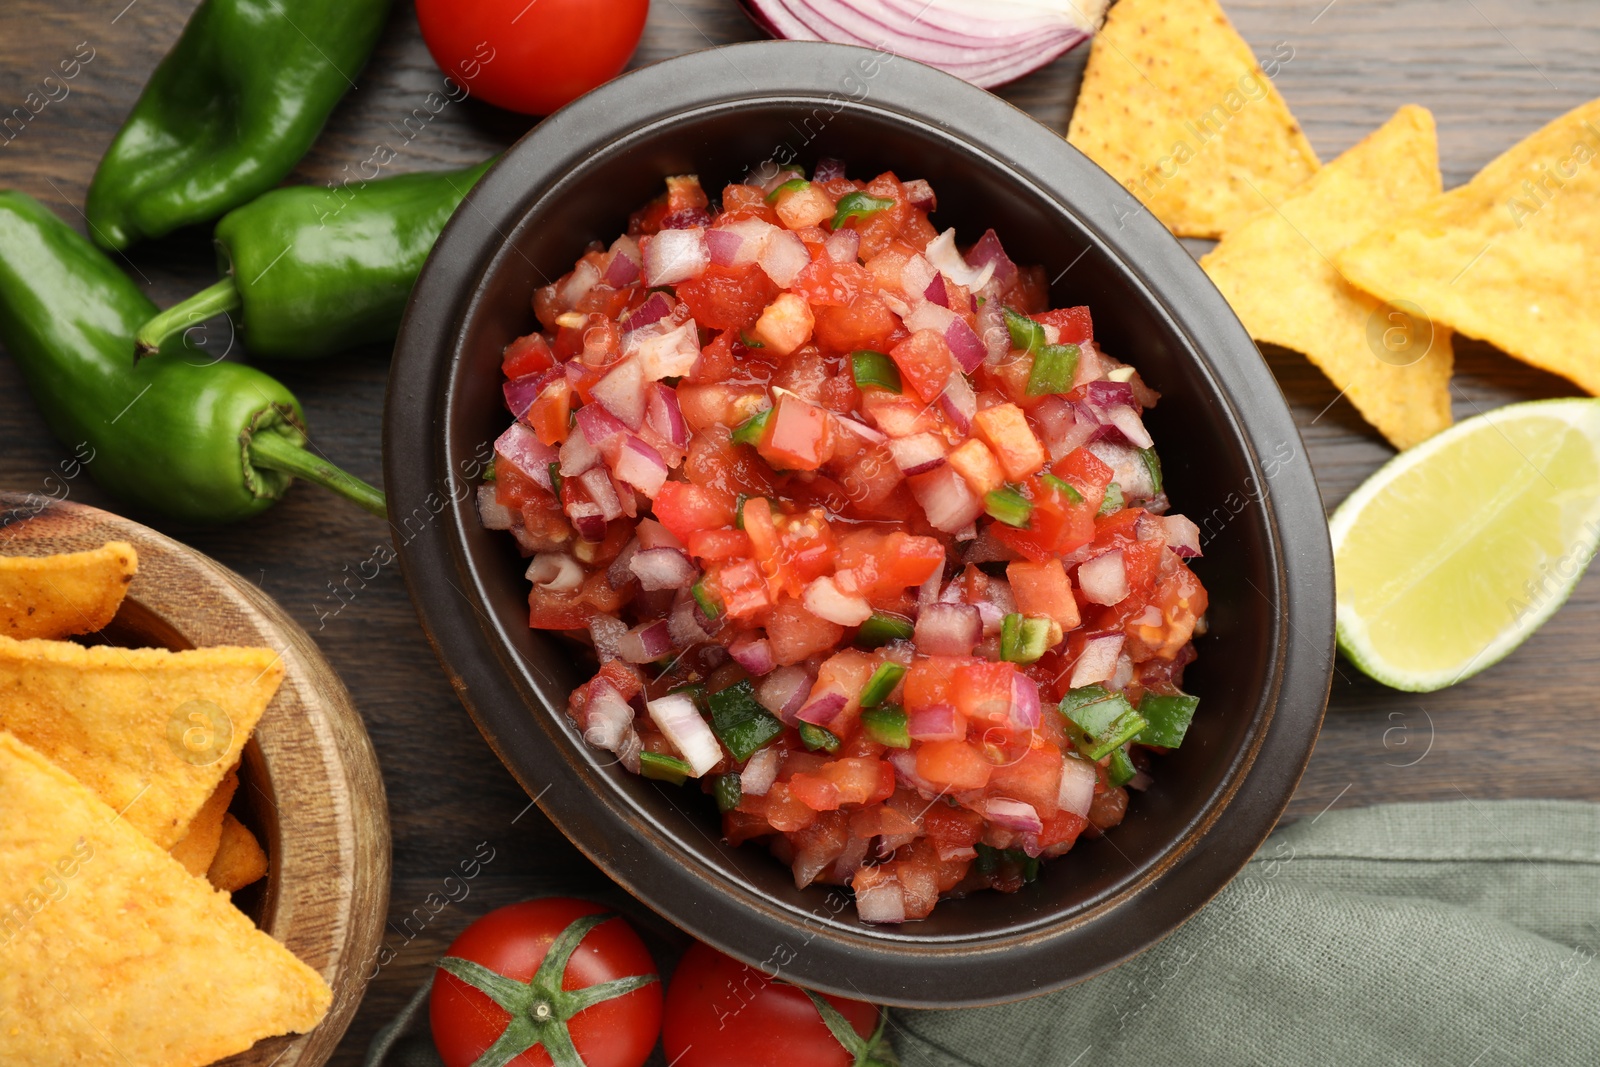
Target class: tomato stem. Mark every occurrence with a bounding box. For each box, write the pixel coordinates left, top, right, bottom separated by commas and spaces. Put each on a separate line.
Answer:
800, 989, 900, 1067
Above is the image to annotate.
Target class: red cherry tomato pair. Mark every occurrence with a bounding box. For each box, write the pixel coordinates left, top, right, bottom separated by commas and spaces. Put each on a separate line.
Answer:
430, 899, 895, 1067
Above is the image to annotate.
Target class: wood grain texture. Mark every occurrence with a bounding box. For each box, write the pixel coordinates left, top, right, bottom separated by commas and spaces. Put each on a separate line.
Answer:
0, 495, 390, 1066
0, 0, 1597, 1059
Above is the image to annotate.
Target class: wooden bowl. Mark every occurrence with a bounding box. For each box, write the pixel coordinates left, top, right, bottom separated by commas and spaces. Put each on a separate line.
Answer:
0, 493, 391, 1067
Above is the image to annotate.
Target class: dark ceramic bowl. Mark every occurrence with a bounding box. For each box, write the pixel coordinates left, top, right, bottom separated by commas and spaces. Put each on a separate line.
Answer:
386, 41, 1334, 1006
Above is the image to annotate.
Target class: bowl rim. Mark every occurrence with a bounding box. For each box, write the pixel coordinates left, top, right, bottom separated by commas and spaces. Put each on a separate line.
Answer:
385, 40, 1334, 1006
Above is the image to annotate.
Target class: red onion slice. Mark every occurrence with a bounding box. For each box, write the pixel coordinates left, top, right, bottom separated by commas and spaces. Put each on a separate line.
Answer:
914, 602, 980, 656
937, 373, 977, 434
494, 423, 558, 491
645, 382, 689, 452
1077, 549, 1129, 606
903, 179, 936, 212
984, 798, 1043, 834
604, 236, 641, 287
559, 259, 602, 307
579, 467, 624, 523
796, 690, 847, 727
636, 517, 685, 551
728, 631, 777, 676
945, 316, 986, 374
855, 878, 906, 924
630, 546, 697, 591
1161, 514, 1203, 558
630, 320, 702, 382
581, 678, 634, 752
757, 228, 811, 288
907, 703, 964, 742
924, 229, 995, 291
592, 359, 648, 430
623, 291, 673, 333
619, 620, 674, 664
813, 157, 847, 182
824, 226, 860, 265
613, 434, 669, 497
647, 692, 722, 776
1069, 632, 1125, 688
642, 227, 710, 287
566, 501, 607, 543
758, 665, 813, 722
706, 227, 746, 267
966, 228, 1018, 287
503, 365, 562, 418
527, 552, 584, 593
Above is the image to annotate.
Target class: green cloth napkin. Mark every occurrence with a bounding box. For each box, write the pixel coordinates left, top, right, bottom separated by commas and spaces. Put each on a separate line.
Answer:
891, 800, 1600, 1067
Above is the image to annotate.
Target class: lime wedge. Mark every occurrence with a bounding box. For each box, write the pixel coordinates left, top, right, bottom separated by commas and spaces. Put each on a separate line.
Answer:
1330, 398, 1600, 692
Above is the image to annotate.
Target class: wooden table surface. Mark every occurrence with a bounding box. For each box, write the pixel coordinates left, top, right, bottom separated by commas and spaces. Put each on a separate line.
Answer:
2, 0, 1597, 1060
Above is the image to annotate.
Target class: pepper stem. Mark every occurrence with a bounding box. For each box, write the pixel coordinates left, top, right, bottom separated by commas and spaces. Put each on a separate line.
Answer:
135, 277, 241, 360
247, 432, 388, 518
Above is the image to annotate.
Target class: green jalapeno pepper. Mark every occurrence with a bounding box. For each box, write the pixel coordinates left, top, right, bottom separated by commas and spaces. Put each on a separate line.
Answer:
0, 191, 385, 524
136, 159, 494, 361
85, 0, 392, 251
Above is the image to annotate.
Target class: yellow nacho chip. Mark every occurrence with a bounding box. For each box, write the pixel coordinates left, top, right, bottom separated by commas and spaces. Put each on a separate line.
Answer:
0, 541, 137, 641
0, 635, 283, 848
1067, 0, 1320, 238
1337, 97, 1600, 394
209, 811, 270, 893
1202, 105, 1454, 450
168, 764, 239, 877
0, 731, 329, 1066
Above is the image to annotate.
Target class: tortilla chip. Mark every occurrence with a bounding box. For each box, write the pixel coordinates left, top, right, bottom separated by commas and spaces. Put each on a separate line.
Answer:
1337, 97, 1600, 394
1067, 0, 1320, 238
0, 635, 283, 848
168, 765, 239, 877
0, 732, 330, 1067
209, 812, 270, 893
1202, 105, 1454, 450
0, 541, 137, 641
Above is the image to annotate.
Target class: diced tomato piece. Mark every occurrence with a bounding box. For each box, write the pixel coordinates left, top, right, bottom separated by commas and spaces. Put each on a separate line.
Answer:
903, 656, 969, 710
922, 803, 983, 855
1030, 306, 1093, 346
676, 383, 769, 433
807, 649, 879, 738
676, 263, 780, 331
757, 394, 835, 471
859, 390, 941, 438
952, 661, 1016, 726
791, 259, 872, 308
749, 292, 815, 356
1053, 447, 1115, 506
502, 332, 555, 379
1037, 810, 1088, 856
527, 379, 572, 446
888, 329, 956, 404
815, 758, 891, 806
762, 597, 845, 666
715, 558, 772, 619
719, 183, 780, 224
686, 528, 751, 561
788, 772, 842, 811
946, 439, 1005, 496
973, 403, 1046, 480
814, 293, 903, 354
652, 480, 736, 543
992, 475, 1097, 563
833, 530, 944, 601
987, 746, 1064, 818
686, 427, 779, 501
1007, 559, 1080, 632
773, 183, 836, 230
723, 806, 773, 846
666, 174, 709, 214
915, 740, 993, 791
763, 782, 818, 832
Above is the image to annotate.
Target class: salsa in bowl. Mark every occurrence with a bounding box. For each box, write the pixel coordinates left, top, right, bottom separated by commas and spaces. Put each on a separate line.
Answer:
386, 40, 1333, 1005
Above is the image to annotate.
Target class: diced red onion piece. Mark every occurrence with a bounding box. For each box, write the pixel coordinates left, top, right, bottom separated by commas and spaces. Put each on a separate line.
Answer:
591, 359, 647, 430
907, 703, 963, 742
824, 226, 860, 265
899, 254, 936, 302
1128, 770, 1155, 792
1009, 673, 1041, 729
647, 692, 722, 776
1078, 549, 1129, 606
1069, 632, 1125, 688
582, 678, 634, 751
917, 566, 943, 613
669, 591, 712, 646
1086, 439, 1156, 501
887, 432, 947, 475
903, 178, 936, 212
740, 746, 781, 796
558, 427, 600, 479
976, 284, 1009, 362
630, 320, 701, 382
559, 259, 601, 307
834, 414, 887, 444
1104, 405, 1153, 449
945, 317, 986, 373
924, 229, 995, 291
503, 365, 561, 418
796, 690, 846, 726
527, 552, 583, 593
588, 615, 628, 664
757, 665, 812, 722
802, 576, 873, 626
642, 227, 710, 287
623, 292, 673, 334
1085, 379, 1137, 409
888, 748, 942, 795
1110, 652, 1134, 692
705, 227, 746, 267
757, 229, 810, 288
855, 879, 906, 925
629, 547, 697, 591
1058, 756, 1097, 817
966, 229, 1017, 286
575, 402, 629, 456
937, 374, 977, 435
619, 620, 674, 664
477, 484, 516, 530
923, 271, 949, 309
579, 468, 623, 522
813, 157, 847, 182
604, 237, 641, 287
985, 798, 1043, 834
495, 423, 557, 489
728, 631, 777, 676
636, 517, 684, 551
913, 602, 980, 656
713, 218, 778, 268
1159, 514, 1202, 558
910, 466, 983, 533
613, 435, 669, 497
567, 501, 606, 542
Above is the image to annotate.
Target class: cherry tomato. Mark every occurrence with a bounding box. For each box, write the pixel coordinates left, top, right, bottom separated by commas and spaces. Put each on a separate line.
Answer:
416, 0, 649, 116
662, 942, 892, 1067
430, 898, 662, 1067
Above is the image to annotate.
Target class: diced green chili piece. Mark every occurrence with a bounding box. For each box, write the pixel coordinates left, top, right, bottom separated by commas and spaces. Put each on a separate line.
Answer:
483, 459, 497, 483
798, 722, 840, 753
851, 350, 902, 393
548, 462, 562, 497
1139, 447, 1163, 495
765, 178, 810, 204
690, 579, 724, 623
1041, 472, 1084, 505
1002, 307, 1046, 353
1000, 614, 1053, 664
1097, 481, 1124, 517
1107, 745, 1138, 788
708, 679, 785, 762
1137, 692, 1200, 749
740, 329, 765, 349
639, 751, 692, 785
1059, 684, 1148, 760
859, 704, 911, 749
857, 611, 914, 648
1025, 343, 1080, 397
731, 407, 772, 446
859, 663, 907, 708
974, 842, 1000, 874
713, 772, 743, 813
1020, 854, 1041, 882
985, 485, 1033, 528
831, 191, 896, 229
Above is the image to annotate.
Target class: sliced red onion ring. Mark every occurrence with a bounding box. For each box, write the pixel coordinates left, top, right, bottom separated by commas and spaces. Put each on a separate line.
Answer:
647, 692, 722, 776
1058, 755, 1097, 817
527, 552, 583, 593
914, 602, 980, 656
740, 746, 781, 796
495, 423, 557, 490
887, 432, 948, 476
758, 665, 812, 722
925, 229, 995, 291
1077, 549, 1129, 606
802, 576, 873, 626
619, 620, 674, 664
907, 703, 964, 742
642, 227, 709, 287
1161, 514, 1203, 558
630, 546, 697, 591
1069, 632, 1124, 688
728, 631, 777, 676
613, 435, 669, 497
796, 690, 847, 727
985, 798, 1043, 834
909, 465, 983, 533
477, 484, 516, 530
